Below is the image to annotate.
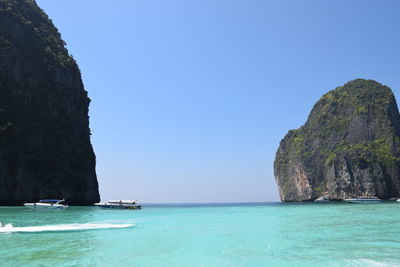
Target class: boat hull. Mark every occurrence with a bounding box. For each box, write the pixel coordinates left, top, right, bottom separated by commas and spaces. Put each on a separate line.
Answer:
94, 203, 141, 210
343, 199, 382, 204
24, 203, 68, 209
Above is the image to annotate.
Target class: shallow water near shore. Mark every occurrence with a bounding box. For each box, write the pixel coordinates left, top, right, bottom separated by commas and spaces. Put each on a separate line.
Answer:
1, 202, 400, 266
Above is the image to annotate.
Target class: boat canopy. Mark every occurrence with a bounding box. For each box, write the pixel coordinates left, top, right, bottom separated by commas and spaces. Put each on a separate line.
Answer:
39, 199, 63, 203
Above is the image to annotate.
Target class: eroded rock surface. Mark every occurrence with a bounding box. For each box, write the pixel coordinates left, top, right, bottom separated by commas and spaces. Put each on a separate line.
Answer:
0, 0, 100, 204
274, 79, 400, 201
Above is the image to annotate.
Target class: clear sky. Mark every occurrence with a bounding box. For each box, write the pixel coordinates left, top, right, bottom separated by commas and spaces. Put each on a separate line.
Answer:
36, 0, 400, 203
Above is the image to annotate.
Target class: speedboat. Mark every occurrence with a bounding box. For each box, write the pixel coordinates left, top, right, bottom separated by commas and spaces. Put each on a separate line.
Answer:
95, 200, 141, 210
397, 199, 400, 203
314, 196, 330, 203
24, 199, 68, 209
343, 197, 382, 204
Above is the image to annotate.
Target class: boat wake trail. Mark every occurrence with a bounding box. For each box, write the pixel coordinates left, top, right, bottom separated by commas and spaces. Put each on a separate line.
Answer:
0, 221, 134, 233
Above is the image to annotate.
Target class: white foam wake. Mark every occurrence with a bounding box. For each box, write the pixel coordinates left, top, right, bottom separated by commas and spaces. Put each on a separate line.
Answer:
0, 221, 134, 233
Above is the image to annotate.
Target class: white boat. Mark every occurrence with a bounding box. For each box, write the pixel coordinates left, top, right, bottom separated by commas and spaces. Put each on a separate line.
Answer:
343, 197, 382, 204
24, 199, 68, 209
95, 200, 141, 210
314, 196, 329, 203
397, 199, 400, 203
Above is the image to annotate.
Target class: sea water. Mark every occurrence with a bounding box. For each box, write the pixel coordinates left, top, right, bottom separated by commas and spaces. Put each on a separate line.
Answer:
1, 202, 400, 266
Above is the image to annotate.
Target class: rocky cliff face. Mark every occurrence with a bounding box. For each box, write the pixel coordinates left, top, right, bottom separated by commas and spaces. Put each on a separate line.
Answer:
274, 79, 400, 201
0, 0, 99, 205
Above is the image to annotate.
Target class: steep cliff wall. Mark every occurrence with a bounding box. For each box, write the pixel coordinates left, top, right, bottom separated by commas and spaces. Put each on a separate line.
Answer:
0, 0, 99, 204
274, 79, 400, 201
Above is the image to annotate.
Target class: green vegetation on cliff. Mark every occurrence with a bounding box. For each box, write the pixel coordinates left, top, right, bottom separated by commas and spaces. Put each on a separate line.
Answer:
274, 79, 400, 201
0, 0, 75, 67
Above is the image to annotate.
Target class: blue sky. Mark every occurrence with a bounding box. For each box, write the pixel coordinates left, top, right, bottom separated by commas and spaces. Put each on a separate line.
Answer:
36, 0, 400, 203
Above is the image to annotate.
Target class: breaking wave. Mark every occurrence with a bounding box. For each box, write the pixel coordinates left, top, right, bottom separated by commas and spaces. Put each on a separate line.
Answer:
0, 221, 134, 233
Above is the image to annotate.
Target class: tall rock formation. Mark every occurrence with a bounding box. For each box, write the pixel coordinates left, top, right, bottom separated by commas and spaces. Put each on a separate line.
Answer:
0, 0, 100, 204
274, 79, 400, 201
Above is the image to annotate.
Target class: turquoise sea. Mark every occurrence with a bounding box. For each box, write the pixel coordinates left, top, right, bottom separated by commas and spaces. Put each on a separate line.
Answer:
1, 202, 400, 266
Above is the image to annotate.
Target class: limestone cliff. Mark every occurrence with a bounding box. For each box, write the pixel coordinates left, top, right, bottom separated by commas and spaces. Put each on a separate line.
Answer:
274, 79, 400, 201
0, 0, 100, 204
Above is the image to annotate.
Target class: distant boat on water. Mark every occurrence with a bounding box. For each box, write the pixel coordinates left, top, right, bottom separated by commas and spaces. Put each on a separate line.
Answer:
314, 196, 329, 203
24, 199, 68, 209
95, 200, 141, 210
343, 197, 382, 204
